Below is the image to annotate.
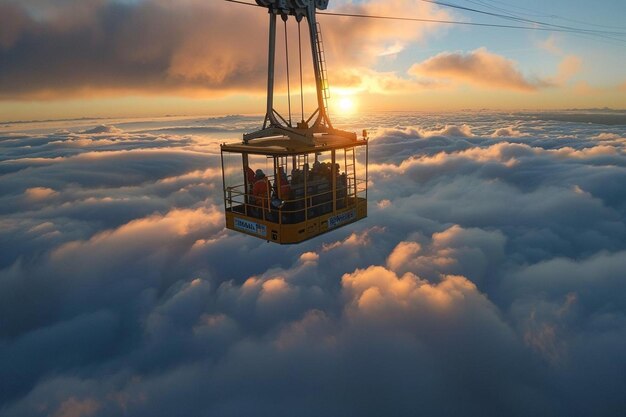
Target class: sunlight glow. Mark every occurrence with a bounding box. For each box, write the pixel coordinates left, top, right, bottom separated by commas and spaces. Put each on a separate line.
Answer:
335, 96, 357, 115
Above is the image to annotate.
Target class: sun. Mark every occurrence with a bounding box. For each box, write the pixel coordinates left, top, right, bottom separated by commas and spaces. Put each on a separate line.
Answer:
335, 96, 357, 115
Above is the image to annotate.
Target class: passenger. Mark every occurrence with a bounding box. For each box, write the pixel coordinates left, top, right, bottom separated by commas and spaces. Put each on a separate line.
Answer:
291, 168, 301, 185
245, 166, 256, 185
275, 168, 292, 200
322, 162, 332, 181
245, 166, 256, 205
252, 169, 270, 215
310, 161, 321, 181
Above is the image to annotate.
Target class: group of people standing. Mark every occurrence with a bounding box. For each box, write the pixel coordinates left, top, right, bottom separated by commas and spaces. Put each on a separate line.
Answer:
245, 161, 347, 222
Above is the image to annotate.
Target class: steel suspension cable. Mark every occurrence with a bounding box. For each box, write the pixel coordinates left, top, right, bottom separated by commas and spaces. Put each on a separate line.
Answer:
298, 21, 305, 123
284, 20, 292, 127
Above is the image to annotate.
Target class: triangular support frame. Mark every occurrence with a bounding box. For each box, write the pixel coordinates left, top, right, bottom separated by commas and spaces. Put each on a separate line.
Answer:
244, 1, 356, 145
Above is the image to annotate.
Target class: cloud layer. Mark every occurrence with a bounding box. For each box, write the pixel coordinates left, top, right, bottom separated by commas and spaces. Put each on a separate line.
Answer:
1, 110, 626, 416
0, 0, 448, 99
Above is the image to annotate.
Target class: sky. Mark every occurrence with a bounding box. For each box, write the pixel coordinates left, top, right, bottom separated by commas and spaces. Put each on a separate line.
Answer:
0, 0, 625, 121
1, 110, 626, 417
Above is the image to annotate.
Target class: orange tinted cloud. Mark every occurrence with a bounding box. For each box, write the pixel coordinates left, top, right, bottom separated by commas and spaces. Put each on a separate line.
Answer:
24, 187, 58, 201
331, 67, 427, 95
409, 47, 552, 92
0, 0, 268, 99
555, 55, 582, 84
386, 241, 422, 272
327, 0, 450, 61
341, 265, 480, 317
52, 397, 100, 417
0, 0, 449, 100
51, 206, 223, 264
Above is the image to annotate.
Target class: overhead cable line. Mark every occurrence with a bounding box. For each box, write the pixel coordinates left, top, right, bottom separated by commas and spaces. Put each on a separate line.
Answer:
417, 0, 626, 37
222, 0, 626, 44
420, 0, 626, 44
464, 0, 626, 30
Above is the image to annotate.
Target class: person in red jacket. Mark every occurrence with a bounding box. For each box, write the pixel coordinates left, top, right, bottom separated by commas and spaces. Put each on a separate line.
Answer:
252, 170, 270, 214
245, 166, 256, 187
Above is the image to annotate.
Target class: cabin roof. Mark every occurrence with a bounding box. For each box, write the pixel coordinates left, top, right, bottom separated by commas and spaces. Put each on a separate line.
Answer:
221, 134, 367, 156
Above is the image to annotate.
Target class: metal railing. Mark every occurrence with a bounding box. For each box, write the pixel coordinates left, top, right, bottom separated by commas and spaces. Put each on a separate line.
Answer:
225, 174, 365, 226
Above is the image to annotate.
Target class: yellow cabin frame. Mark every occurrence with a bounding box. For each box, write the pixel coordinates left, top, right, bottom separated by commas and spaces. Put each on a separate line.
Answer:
221, 134, 368, 244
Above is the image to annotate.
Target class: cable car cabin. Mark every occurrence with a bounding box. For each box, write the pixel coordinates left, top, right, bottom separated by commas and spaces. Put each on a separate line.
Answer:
220, 0, 367, 243
221, 133, 368, 244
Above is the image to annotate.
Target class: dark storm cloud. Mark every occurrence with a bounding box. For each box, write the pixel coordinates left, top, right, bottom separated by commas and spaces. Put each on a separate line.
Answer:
1, 112, 626, 416
0, 0, 270, 98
